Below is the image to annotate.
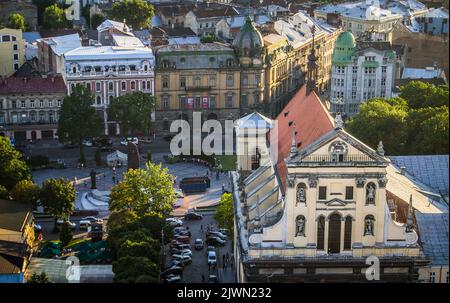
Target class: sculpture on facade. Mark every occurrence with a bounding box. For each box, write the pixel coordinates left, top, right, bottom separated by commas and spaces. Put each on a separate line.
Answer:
366, 183, 376, 204
296, 216, 305, 237
364, 215, 375, 236
296, 184, 306, 204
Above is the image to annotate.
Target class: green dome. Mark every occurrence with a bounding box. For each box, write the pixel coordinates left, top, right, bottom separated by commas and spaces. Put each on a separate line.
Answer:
332, 31, 356, 64
232, 17, 264, 57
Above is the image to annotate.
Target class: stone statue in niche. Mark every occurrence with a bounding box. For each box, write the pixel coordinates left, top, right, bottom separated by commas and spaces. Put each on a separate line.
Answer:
366, 183, 375, 204
296, 216, 305, 237
296, 187, 306, 204
364, 216, 374, 236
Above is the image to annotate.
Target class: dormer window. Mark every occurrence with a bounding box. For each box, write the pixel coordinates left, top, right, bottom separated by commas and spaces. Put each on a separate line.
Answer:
72, 66, 77, 73
329, 141, 348, 162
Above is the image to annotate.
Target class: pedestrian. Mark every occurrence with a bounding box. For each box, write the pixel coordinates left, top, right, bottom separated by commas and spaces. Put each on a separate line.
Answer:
201, 273, 205, 282
223, 262, 226, 270
226, 252, 229, 262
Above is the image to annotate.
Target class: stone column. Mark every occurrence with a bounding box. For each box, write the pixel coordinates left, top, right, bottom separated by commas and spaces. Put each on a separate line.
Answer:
340, 217, 346, 253
324, 218, 329, 253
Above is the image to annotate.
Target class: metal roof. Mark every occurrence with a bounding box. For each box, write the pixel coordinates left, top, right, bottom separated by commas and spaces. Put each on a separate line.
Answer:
416, 212, 449, 266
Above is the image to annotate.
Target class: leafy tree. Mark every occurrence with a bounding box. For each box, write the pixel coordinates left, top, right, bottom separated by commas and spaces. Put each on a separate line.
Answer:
214, 193, 234, 234
108, 92, 154, 136
107, 209, 138, 233
57, 84, 103, 165
91, 13, 106, 29
27, 272, 51, 283
59, 222, 73, 247
42, 4, 68, 30
408, 106, 449, 154
40, 178, 76, 230
200, 34, 216, 43
135, 275, 158, 283
117, 239, 160, 262
11, 180, 40, 206
8, 13, 26, 31
346, 98, 409, 155
109, 0, 155, 30
95, 148, 102, 167
112, 256, 159, 283
33, 0, 57, 25
400, 81, 449, 109
0, 185, 9, 200
0, 136, 32, 190
109, 162, 175, 217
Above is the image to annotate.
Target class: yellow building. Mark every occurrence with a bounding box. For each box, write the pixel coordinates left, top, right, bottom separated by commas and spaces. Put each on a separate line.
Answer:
0, 28, 25, 77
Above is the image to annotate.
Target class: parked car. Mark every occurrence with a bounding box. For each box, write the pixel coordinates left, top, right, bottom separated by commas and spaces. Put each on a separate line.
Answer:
175, 235, 190, 243
79, 220, 91, 230
184, 212, 203, 220
177, 249, 192, 257
164, 274, 181, 283
207, 231, 227, 240
82, 139, 93, 147
173, 226, 187, 233
175, 230, 191, 237
81, 216, 103, 224
166, 218, 183, 227
56, 219, 76, 230
205, 236, 226, 246
94, 137, 113, 147
34, 223, 42, 233
218, 228, 229, 236
161, 266, 183, 279
207, 251, 217, 265
169, 260, 184, 268
120, 137, 138, 146
208, 275, 218, 283
194, 239, 204, 250
172, 254, 192, 265
173, 243, 191, 251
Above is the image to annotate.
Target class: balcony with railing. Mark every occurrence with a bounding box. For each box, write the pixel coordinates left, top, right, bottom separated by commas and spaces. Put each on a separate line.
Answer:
298, 153, 375, 164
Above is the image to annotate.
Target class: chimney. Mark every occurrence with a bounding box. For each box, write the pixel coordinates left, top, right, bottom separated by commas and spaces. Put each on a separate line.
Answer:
400, 166, 406, 175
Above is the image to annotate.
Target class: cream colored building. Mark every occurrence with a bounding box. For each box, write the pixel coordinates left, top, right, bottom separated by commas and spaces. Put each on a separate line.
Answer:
0, 28, 25, 77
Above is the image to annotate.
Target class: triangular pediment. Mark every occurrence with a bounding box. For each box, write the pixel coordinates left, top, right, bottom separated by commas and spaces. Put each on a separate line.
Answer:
325, 198, 348, 206
287, 128, 389, 166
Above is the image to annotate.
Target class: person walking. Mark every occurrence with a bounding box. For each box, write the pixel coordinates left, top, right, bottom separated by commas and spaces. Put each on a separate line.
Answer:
201, 273, 205, 283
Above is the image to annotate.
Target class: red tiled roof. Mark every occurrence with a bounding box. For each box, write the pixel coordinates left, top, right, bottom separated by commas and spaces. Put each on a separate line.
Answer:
271, 85, 335, 192
0, 76, 67, 94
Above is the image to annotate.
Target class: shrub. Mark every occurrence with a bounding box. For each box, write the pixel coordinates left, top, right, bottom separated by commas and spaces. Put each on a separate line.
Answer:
0, 185, 9, 200
11, 180, 40, 206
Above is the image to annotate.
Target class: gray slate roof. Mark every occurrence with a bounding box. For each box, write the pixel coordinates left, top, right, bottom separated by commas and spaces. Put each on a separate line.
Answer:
389, 155, 449, 197
416, 213, 449, 266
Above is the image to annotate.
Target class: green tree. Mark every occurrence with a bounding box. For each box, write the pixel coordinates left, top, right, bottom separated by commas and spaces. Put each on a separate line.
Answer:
109, 0, 155, 30
59, 222, 73, 247
113, 256, 159, 283
117, 239, 160, 262
27, 272, 51, 283
0, 185, 9, 200
109, 162, 175, 217
8, 13, 26, 31
42, 3, 69, 30
91, 13, 106, 29
40, 178, 76, 230
214, 193, 234, 234
57, 84, 103, 165
32, 0, 56, 25
108, 92, 154, 136
95, 148, 102, 166
11, 180, 40, 206
408, 106, 449, 154
399, 81, 449, 109
0, 136, 32, 190
346, 98, 409, 155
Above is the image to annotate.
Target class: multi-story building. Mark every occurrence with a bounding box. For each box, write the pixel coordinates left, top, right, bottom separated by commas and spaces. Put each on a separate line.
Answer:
0, 28, 25, 77
329, 31, 396, 116
416, 7, 449, 36
96, 19, 133, 46
184, 5, 240, 36
154, 42, 241, 131
64, 45, 155, 135
0, 76, 66, 141
315, 0, 403, 42
36, 34, 82, 75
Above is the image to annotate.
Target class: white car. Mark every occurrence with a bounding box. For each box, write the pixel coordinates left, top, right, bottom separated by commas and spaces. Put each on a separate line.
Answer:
79, 220, 91, 230
165, 274, 181, 283
120, 137, 139, 146
207, 251, 217, 265
82, 139, 93, 147
179, 249, 192, 257
81, 216, 103, 224
166, 218, 183, 227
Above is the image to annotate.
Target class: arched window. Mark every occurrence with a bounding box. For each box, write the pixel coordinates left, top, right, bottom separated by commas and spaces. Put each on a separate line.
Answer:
364, 215, 375, 236
317, 215, 325, 250
251, 147, 261, 170
344, 216, 352, 250
366, 182, 376, 205
296, 183, 307, 204
295, 215, 306, 237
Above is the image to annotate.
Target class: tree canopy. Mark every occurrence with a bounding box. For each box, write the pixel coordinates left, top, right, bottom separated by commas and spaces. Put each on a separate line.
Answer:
112, 256, 159, 283
109, 0, 155, 30
109, 162, 175, 217
108, 92, 154, 136
57, 84, 103, 164
8, 13, 26, 31
0, 136, 32, 190
346, 81, 449, 155
214, 193, 234, 234
42, 4, 69, 30
11, 180, 40, 206
40, 178, 76, 226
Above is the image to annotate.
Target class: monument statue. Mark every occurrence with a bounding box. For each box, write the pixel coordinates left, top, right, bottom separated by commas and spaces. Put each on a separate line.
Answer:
90, 169, 97, 189
296, 216, 305, 237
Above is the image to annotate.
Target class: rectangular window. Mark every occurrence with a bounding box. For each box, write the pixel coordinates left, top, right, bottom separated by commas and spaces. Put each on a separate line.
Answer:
345, 187, 354, 200
58, 99, 62, 107
162, 96, 169, 109
95, 82, 101, 92
20, 100, 25, 108
13, 54, 18, 60
30, 100, 35, 108
108, 82, 113, 92
86, 82, 91, 91
179, 96, 186, 109
121, 81, 126, 91
39, 100, 44, 107
162, 77, 169, 89
180, 76, 186, 88
318, 186, 327, 200
429, 272, 436, 283
48, 100, 53, 107
209, 76, 216, 87
226, 93, 233, 108
209, 96, 216, 109
195, 96, 201, 109
226, 75, 234, 87
131, 81, 136, 90
13, 44, 18, 51
241, 94, 248, 107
